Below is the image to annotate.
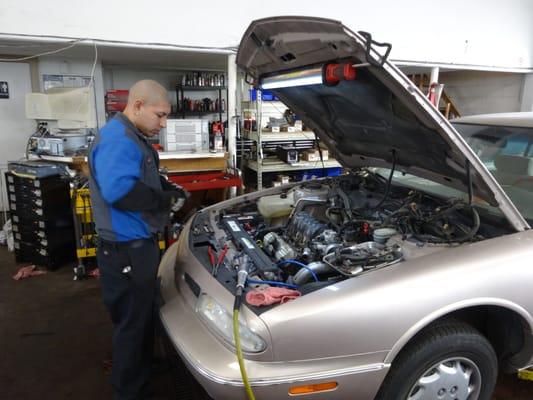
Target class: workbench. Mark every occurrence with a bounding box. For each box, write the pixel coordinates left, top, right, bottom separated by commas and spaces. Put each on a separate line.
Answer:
33, 151, 228, 174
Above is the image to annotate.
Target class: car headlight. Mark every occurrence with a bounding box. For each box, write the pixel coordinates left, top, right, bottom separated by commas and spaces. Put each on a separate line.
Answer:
195, 294, 266, 353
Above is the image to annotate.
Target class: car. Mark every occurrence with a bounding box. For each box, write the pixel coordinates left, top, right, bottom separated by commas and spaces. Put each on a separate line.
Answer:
158, 16, 533, 400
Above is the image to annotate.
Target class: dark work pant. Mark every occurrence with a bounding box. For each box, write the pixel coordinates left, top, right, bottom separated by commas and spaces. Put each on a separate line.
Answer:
97, 236, 160, 400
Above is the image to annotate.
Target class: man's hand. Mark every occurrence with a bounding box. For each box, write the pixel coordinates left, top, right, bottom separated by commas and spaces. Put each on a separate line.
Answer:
160, 175, 190, 212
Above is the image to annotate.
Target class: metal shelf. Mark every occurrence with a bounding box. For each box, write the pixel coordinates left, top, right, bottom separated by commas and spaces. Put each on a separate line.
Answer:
174, 110, 226, 115
245, 158, 341, 173
244, 130, 317, 142
159, 151, 225, 160
175, 83, 226, 120
176, 86, 226, 91
243, 91, 341, 189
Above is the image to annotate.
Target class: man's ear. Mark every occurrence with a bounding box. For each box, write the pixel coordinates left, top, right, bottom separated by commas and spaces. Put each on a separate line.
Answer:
133, 99, 144, 115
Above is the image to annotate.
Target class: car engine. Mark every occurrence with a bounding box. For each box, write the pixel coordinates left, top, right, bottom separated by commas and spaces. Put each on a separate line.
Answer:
199, 171, 507, 295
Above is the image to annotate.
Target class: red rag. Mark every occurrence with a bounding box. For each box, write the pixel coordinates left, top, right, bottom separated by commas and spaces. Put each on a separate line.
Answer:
246, 287, 301, 306
87, 268, 100, 278
12, 265, 46, 281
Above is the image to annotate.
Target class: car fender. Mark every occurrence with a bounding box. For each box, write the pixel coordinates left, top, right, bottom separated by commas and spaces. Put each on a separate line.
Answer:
384, 296, 533, 364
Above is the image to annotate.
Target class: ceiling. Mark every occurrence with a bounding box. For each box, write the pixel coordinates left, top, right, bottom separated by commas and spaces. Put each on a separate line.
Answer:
0, 37, 233, 70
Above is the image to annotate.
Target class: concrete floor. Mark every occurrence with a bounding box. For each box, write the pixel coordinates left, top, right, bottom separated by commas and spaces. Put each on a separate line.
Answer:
0, 245, 532, 400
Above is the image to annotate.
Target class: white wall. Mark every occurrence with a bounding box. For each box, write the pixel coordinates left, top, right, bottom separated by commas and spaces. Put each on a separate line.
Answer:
440, 71, 524, 116
37, 56, 106, 128
0, 62, 34, 212
1, 0, 533, 70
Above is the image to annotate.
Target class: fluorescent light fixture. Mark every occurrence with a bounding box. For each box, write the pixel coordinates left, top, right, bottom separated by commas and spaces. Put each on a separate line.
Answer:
260, 66, 323, 89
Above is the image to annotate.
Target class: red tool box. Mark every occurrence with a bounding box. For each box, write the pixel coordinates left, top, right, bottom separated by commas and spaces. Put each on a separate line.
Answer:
105, 89, 129, 112
167, 171, 241, 192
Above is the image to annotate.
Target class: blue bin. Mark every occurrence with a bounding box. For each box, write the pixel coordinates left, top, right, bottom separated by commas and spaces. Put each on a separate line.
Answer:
249, 89, 279, 101
296, 167, 342, 181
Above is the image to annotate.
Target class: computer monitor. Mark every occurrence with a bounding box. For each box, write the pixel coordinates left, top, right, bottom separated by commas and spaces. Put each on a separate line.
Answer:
25, 87, 96, 130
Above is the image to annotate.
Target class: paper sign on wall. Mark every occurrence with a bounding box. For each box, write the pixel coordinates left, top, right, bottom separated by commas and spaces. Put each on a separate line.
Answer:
0, 81, 9, 99
43, 74, 91, 91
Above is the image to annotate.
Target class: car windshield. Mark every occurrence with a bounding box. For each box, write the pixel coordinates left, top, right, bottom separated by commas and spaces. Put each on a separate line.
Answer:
452, 122, 533, 221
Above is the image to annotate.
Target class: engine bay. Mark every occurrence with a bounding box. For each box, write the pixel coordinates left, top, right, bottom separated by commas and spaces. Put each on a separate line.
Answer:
188, 170, 512, 306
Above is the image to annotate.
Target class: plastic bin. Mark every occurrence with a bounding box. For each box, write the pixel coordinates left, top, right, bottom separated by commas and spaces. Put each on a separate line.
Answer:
295, 167, 342, 181
249, 89, 279, 101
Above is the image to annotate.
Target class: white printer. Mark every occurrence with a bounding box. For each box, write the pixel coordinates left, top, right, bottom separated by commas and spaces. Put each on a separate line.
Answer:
160, 119, 209, 153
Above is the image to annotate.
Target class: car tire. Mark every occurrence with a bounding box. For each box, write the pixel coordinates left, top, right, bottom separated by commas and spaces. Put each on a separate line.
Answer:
375, 321, 498, 400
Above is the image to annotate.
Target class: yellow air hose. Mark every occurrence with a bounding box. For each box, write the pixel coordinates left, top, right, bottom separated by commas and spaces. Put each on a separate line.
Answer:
233, 298, 256, 399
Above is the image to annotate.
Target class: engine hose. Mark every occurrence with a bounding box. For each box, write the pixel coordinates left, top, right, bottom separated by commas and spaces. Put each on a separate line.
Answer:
373, 150, 397, 209
233, 293, 256, 400
336, 188, 353, 220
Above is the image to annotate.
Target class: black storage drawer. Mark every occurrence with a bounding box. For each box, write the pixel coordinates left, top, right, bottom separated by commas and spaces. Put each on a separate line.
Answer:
14, 240, 75, 270
6, 171, 76, 269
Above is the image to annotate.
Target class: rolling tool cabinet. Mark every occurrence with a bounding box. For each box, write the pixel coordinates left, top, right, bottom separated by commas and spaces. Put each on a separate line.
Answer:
71, 187, 97, 279
6, 172, 76, 269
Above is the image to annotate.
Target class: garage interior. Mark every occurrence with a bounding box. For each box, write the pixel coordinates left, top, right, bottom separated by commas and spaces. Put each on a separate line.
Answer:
1, 1, 533, 400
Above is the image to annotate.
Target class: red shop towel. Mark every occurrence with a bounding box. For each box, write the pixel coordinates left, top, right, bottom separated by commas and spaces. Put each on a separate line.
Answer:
246, 287, 301, 306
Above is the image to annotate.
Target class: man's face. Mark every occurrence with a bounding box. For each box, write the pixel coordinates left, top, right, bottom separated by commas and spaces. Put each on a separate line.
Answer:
135, 100, 171, 137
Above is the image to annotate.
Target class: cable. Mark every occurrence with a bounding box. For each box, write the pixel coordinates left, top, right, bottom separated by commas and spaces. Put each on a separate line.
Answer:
372, 150, 397, 209
89, 42, 98, 84
277, 259, 319, 282
0, 39, 83, 62
233, 309, 255, 400
233, 261, 255, 400
246, 279, 299, 289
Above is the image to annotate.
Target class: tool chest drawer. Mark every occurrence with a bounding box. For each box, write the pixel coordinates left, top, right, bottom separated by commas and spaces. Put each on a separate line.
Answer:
6, 171, 76, 269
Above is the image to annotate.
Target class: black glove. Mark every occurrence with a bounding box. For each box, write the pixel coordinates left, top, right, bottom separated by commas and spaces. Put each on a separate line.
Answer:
159, 175, 190, 212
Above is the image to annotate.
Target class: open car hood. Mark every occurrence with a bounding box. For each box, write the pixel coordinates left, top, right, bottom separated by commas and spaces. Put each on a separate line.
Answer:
236, 16, 528, 231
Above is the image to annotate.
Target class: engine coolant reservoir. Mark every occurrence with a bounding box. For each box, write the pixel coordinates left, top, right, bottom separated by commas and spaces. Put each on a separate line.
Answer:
257, 191, 295, 219
293, 182, 329, 203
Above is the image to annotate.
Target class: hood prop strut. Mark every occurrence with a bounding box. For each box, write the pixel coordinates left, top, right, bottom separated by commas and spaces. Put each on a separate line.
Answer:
466, 159, 473, 205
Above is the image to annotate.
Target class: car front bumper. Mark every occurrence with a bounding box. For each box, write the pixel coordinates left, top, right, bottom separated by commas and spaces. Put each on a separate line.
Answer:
158, 232, 390, 400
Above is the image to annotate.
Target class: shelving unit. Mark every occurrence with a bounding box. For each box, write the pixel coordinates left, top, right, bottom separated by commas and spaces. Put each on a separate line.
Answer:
175, 84, 226, 121
242, 92, 341, 190
245, 158, 341, 173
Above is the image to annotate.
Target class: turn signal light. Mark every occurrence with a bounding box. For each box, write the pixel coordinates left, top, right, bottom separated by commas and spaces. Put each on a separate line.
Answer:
288, 381, 338, 395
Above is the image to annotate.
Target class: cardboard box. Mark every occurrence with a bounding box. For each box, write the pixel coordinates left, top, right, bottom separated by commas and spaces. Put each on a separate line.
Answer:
302, 149, 329, 161
302, 150, 318, 161
277, 175, 290, 184
280, 125, 300, 133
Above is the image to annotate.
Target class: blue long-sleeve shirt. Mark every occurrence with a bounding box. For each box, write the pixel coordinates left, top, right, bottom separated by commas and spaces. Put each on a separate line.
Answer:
88, 113, 166, 241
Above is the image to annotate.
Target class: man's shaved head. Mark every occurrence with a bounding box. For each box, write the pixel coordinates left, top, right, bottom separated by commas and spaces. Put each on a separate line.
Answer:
123, 79, 171, 137
127, 79, 168, 106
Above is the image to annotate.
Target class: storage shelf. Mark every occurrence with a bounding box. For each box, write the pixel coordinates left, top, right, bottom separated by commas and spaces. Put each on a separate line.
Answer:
176, 86, 226, 91
158, 151, 225, 160
174, 110, 226, 116
245, 158, 341, 172
245, 131, 317, 142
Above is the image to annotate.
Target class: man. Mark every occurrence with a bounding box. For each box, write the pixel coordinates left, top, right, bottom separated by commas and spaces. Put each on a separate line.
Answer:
88, 80, 188, 399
